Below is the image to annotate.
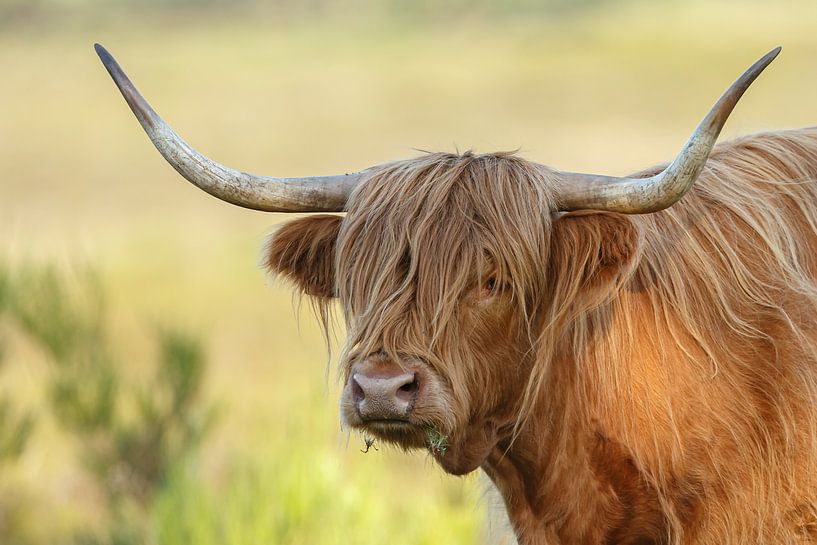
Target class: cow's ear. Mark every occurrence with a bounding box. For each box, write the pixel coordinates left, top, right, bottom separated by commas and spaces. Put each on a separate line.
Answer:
549, 211, 640, 301
262, 214, 342, 298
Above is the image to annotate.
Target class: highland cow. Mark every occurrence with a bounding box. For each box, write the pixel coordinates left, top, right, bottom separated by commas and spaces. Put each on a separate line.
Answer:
97, 45, 817, 544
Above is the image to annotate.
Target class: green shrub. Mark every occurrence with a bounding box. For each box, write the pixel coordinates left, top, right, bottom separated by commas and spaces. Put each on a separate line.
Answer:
2, 263, 216, 545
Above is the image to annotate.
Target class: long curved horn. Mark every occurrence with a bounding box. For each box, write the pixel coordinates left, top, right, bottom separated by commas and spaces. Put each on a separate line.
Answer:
555, 47, 781, 214
95, 44, 364, 212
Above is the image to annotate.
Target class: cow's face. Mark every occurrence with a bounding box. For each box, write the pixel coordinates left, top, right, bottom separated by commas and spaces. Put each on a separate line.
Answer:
264, 153, 639, 474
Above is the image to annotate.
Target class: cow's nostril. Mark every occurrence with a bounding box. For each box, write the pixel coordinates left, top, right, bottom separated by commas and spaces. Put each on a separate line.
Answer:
396, 375, 419, 402
398, 377, 418, 393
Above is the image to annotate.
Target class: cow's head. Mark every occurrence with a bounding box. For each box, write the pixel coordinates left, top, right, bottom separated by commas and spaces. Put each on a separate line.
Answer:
96, 44, 779, 474
261, 154, 645, 473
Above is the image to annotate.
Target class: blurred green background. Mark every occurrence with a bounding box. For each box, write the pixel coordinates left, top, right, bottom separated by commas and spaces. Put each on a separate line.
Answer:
1, 1, 815, 543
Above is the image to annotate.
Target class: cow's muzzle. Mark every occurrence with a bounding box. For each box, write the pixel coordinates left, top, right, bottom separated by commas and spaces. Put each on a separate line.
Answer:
341, 355, 451, 448
350, 369, 419, 422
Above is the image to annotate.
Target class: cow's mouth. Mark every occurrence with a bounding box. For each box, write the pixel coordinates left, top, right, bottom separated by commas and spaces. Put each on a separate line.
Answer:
357, 418, 428, 448
362, 418, 410, 426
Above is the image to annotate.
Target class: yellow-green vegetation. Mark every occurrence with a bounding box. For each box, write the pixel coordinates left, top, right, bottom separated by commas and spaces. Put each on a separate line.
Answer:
152, 399, 480, 545
1, 1, 816, 543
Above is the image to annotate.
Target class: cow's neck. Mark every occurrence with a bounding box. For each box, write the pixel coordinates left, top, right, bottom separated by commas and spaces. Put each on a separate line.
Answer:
479, 355, 667, 545
479, 405, 609, 544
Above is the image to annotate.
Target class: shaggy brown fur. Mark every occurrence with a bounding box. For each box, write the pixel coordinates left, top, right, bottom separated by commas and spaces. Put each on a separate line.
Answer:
265, 127, 817, 545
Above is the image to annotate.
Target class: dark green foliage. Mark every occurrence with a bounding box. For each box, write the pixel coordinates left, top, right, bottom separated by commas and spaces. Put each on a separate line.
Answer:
0, 399, 34, 464
0, 263, 36, 545
9, 266, 119, 437
0, 264, 34, 466
98, 328, 216, 508
0, 262, 216, 544
0, 264, 9, 362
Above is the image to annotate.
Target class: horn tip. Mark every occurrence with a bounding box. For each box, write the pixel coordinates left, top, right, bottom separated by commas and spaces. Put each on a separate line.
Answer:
767, 46, 782, 60
94, 43, 119, 74
752, 46, 782, 76
94, 43, 109, 60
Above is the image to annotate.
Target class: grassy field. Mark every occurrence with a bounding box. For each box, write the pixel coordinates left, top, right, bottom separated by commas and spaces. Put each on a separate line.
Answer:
1, 1, 817, 543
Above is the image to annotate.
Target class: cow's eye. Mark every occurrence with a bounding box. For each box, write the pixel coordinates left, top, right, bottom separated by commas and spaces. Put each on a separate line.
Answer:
481, 276, 498, 297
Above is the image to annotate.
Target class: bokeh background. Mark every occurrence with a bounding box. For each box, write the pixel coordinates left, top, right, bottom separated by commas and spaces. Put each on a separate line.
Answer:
1, 1, 816, 543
